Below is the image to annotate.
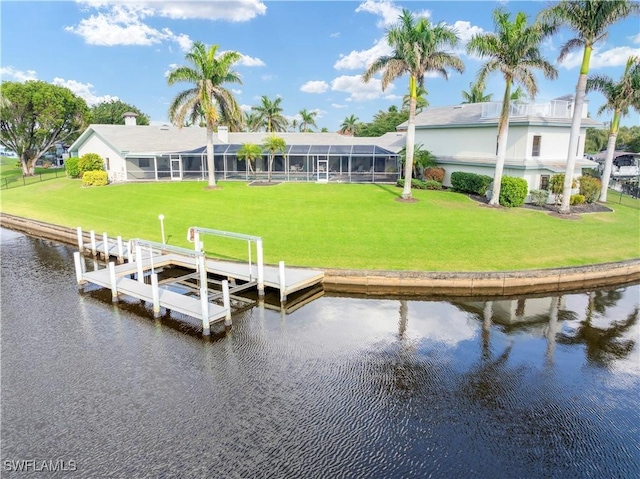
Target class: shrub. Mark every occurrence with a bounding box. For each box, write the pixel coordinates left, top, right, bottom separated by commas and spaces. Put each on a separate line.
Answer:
81, 170, 108, 186
579, 176, 601, 203
78, 153, 104, 175
65, 157, 80, 178
499, 176, 528, 207
424, 180, 442, 190
549, 173, 577, 205
397, 178, 429, 189
424, 167, 445, 183
529, 189, 549, 207
570, 194, 585, 205
450, 171, 493, 195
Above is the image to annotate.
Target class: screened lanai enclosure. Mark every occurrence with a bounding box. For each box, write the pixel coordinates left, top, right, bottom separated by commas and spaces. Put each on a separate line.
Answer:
124, 144, 401, 183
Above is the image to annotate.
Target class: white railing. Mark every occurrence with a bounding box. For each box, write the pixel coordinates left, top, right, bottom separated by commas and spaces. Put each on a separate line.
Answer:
481, 100, 573, 119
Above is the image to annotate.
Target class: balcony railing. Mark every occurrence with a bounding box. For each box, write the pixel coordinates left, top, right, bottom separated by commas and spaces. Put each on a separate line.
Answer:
481, 100, 579, 119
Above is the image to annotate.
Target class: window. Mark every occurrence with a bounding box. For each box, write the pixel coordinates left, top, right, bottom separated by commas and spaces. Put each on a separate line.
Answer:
540, 175, 550, 191
105, 157, 110, 170
139, 158, 150, 168
532, 136, 541, 157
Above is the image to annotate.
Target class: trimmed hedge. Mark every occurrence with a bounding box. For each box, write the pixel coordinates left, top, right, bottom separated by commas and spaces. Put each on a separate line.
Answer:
570, 194, 585, 205
65, 157, 80, 178
499, 176, 528, 207
78, 153, 105, 176
397, 178, 442, 190
82, 170, 108, 186
424, 167, 445, 183
579, 176, 601, 203
451, 171, 493, 195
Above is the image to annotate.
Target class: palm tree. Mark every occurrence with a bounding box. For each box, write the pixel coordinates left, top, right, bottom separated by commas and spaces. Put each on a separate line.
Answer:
461, 81, 493, 103
402, 85, 429, 113
467, 9, 557, 206
298, 109, 318, 132
236, 143, 263, 176
510, 85, 528, 103
539, 0, 639, 213
252, 95, 288, 132
339, 114, 359, 136
167, 41, 242, 188
586, 56, 640, 202
262, 135, 286, 183
363, 9, 464, 201
243, 111, 262, 132
289, 119, 299, 132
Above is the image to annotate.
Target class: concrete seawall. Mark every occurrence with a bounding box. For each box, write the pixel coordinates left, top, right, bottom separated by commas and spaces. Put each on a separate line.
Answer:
2, 212, 639, 297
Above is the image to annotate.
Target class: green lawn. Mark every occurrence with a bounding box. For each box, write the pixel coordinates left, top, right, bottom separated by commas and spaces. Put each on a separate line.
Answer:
1, 177, 638, 271
1, 156, 64, 189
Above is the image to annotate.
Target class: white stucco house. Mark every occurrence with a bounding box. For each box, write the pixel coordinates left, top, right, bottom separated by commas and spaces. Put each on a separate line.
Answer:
396, 95, 602, 193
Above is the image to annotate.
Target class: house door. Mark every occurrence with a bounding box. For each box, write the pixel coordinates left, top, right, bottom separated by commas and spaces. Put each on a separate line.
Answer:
317, 157, 328, 183
170, 156, 182, 180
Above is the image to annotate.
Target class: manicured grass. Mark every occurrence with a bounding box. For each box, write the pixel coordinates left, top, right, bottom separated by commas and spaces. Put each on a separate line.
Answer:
0, 156, 64, 189
1, 178, 638, 271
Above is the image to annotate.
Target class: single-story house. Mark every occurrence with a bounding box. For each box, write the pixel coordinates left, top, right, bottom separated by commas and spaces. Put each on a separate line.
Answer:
396, 95, 602, 193
68, 119, 405, 184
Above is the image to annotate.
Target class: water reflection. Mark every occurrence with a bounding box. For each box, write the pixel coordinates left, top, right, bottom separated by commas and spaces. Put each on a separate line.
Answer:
2, 228, 639, 478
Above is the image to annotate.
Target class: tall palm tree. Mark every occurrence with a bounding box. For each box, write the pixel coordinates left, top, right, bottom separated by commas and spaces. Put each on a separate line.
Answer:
539, 0, 639, 213
252, 96, 288, 132
402, 85, 429, 113
363, 9, 464, 201
243, 111, 262, 132
509, 85, 528, 102
167, 41, 242, 188
298, 109, 318, 132
587, 56, 640, 202
339, 114, 359, 136
289, 119, 299, 132
461, 81, 493, 103
236, 143, 263, 175
262, 135, 286, 183
467, 9, 557, 206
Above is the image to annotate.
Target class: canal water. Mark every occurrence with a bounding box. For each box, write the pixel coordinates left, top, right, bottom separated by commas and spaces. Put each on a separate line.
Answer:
1, 228, 639, 478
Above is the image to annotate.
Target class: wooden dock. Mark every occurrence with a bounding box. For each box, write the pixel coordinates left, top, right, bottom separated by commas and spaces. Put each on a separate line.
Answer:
74, 228, 324, 335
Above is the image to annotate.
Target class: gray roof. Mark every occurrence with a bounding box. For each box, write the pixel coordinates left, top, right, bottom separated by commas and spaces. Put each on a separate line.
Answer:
396, 102, 602, 130
69, 125, 408, 156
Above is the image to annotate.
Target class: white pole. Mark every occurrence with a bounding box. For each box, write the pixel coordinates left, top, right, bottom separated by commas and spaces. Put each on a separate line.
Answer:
109, 262, 118, 302
199, 255, 210, 335
76, 227, 84, 252
223, 279, 231, 327
136, 243, 144, 283
73, 252, 83, 284
90, 230, 97, 256
117, 236, 124, 264
102, 232, 109, 258
279, 260, 286, 303
257, 238, 265, 298
248, 241, 252, 280
151, 273, 160, 318
158, 214, 165, 244
194, 230, 200, 253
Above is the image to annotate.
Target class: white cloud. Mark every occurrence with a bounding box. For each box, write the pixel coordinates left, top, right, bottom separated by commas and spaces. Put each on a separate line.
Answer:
164, 63, 180, 78
559, 46, 640, 69
331, 103, 347, 109
311, 108, 326, 119
76, 0, 267, 22
330, 32, 340, 38
261, 74, 276, 81
331, 74, 393, 101
52, 77, 117, 105
334, 37, 392, 70
240, 104, 252, 112
300, 80, 329, 93
451, 20, 484, 46
65, 4, 193, 51
631, 33, 640, 44
0, 66, 38, 82
237, 54, 265, 67
384, 94, 401, 101
232, 89, 243, 95
355, 0, 430, 28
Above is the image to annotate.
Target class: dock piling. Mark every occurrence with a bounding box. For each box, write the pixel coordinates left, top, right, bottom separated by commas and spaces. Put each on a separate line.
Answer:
279, 261, 286, 303
90, 230, 97, 256
257, 239, 265, 298
136, 243, 144, 283
109, 262, 118, 302
73, 252, 84, 285
116, 236, 124, 264
151, 273, 160, 317
198, 255, 210, 335
102, 232, 109, 258
223, 280, 231, 327
76, 227, 84, 252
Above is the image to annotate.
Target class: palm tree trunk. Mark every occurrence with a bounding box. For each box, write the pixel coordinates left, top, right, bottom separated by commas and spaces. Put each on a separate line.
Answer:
206, 126, 216, 187
490, 81, 512, 206
599, 111, 620, 203
268, 155, 273, 183
402, 76, 417, 200
561, 46, 592, 213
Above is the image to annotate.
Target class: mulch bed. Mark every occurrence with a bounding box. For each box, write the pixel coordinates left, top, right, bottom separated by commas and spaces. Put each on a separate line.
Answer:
468, 194, 613, 217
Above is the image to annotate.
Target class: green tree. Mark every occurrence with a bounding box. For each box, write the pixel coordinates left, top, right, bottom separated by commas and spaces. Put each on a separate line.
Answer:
467, 9, 557, 205
339, 114, 359, 136
167, 41, 242, 188
244, 111, 262, 132
402, 85, 429, 113
252, 96, 288, 133
236, 143, 263, 174
399, 143, 436, 179
619, 126, 640, 152
587, 56, 640, 202
289, 118, 299, 132
461, 81, 493, 103
585, 127, 609, 153
262, 135, 286, 183
356, 106, 409, 137
539, 0, 638, 213
0, 80, 90, 176
363, 9, 464, 200
298, 108, 318, 132
509, 85, 528, 102
91, 99, 150, 125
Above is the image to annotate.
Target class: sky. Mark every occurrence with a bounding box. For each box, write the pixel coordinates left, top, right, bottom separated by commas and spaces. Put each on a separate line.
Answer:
1, 0, 639, 131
